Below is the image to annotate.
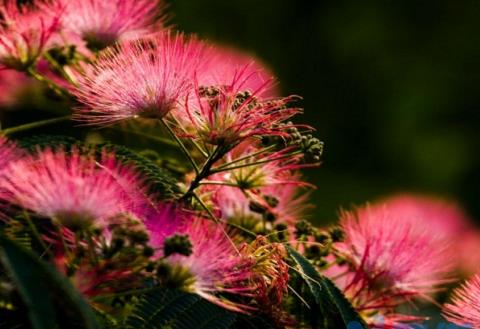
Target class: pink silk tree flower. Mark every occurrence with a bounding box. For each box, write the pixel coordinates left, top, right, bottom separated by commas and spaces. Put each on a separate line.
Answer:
375, 193, 480, 275
198, 45, 279, 98
174, 70, 302, 146
72, 32, 208, 126
51, 0, 166, 51
0, 136, 22, 172
331, 204, 454, 326
0, 148, 144, 230
0, 1, 61, 70
443, 274, 480, 328
145, 206, 254, 312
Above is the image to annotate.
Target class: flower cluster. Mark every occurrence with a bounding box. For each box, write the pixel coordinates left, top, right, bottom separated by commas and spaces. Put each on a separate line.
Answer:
330, 204, 453, 326
0, 1, 60, 69
0, 1, 476, 328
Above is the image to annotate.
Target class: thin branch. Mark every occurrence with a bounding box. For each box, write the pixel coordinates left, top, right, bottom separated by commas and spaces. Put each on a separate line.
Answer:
210, 151, 302, 174
1, 115, 71, 135
160, 119, 199, 174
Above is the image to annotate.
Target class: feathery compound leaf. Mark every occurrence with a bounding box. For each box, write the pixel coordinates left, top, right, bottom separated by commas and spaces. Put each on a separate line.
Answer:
19, 134, 180, 199
18, 134, 80, 152
125, 288, 236, 329
97, 142, 180, 199
125, 289, 201, 329
0, 237, 101, 329
287, 247, 368, 329
288, 247, 323, 303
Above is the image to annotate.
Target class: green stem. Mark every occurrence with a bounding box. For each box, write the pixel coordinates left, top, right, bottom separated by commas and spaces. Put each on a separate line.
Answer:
192, 193, 241, 254
198, 181, 240, 187
192, 193, 256, 238
160, 119, 200, 174
26, 67, 69, 97
1, 115, 71, 135
85, 232, 98, 265
43, 52, 77, 86
111, 126, 178, 148
54, 224, 70, 257
170, 116, 209, 158
215, 144, 277, 170
179, 146, 223, 200
23, 212, 52, 259
210, 151, 302, 174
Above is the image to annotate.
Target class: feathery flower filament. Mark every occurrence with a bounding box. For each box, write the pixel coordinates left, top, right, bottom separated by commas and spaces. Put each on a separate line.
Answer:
0, 148, 144, 230
331, 205, 453, 326
145, 206, 254, 312
52, 0, 166, 51
443, 274, 480, 328
198, 45, 278, 97
375, 194, 480, 275
72, 32, 208, 126
241, 236, 289, 307
176, 69, 302, 147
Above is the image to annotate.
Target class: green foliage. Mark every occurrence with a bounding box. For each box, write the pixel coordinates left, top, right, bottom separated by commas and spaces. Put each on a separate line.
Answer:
125, 289, 233, 329
98, 142, 180, 199
288, 247, 368, 329
124, 288, 277, 329
18, 134, 79, 152
19, 134, 180, 199
0, 236, 100, 329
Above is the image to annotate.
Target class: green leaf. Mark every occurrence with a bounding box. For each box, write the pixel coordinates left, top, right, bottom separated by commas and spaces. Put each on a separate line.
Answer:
18, 134, 79, 152
0, 236, 101, 329
288, 247, 369, 329
125, 288, 237, 329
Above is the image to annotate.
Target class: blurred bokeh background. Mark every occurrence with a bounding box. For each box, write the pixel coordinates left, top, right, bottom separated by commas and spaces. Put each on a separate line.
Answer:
169, 0, 480, 224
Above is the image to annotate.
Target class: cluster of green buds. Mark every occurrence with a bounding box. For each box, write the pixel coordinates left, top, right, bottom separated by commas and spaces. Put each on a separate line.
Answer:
262, 121, 324, 163
248, 194, 280, 224
46, 45, 78, 67
61, 215, 154, 290
154, 234, 195, 290
293, 221, 345, 269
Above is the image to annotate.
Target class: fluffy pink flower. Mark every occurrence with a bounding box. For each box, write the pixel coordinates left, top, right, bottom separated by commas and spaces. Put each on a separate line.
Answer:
0, 1, 60, 69
174, 70, 301, 146
198, 45, 278, 98
0, 148, 144, 229
0, 136, 22, 172
376, 194, 480, 275
72, 32, 208, 126
145, 206, 253, 312
331, 204, 453, 326
53, 0, 166, 50
443, 274, 480, 327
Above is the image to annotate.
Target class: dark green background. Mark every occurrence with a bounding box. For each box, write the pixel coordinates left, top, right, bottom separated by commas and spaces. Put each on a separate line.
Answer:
170, 0, 480, 224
